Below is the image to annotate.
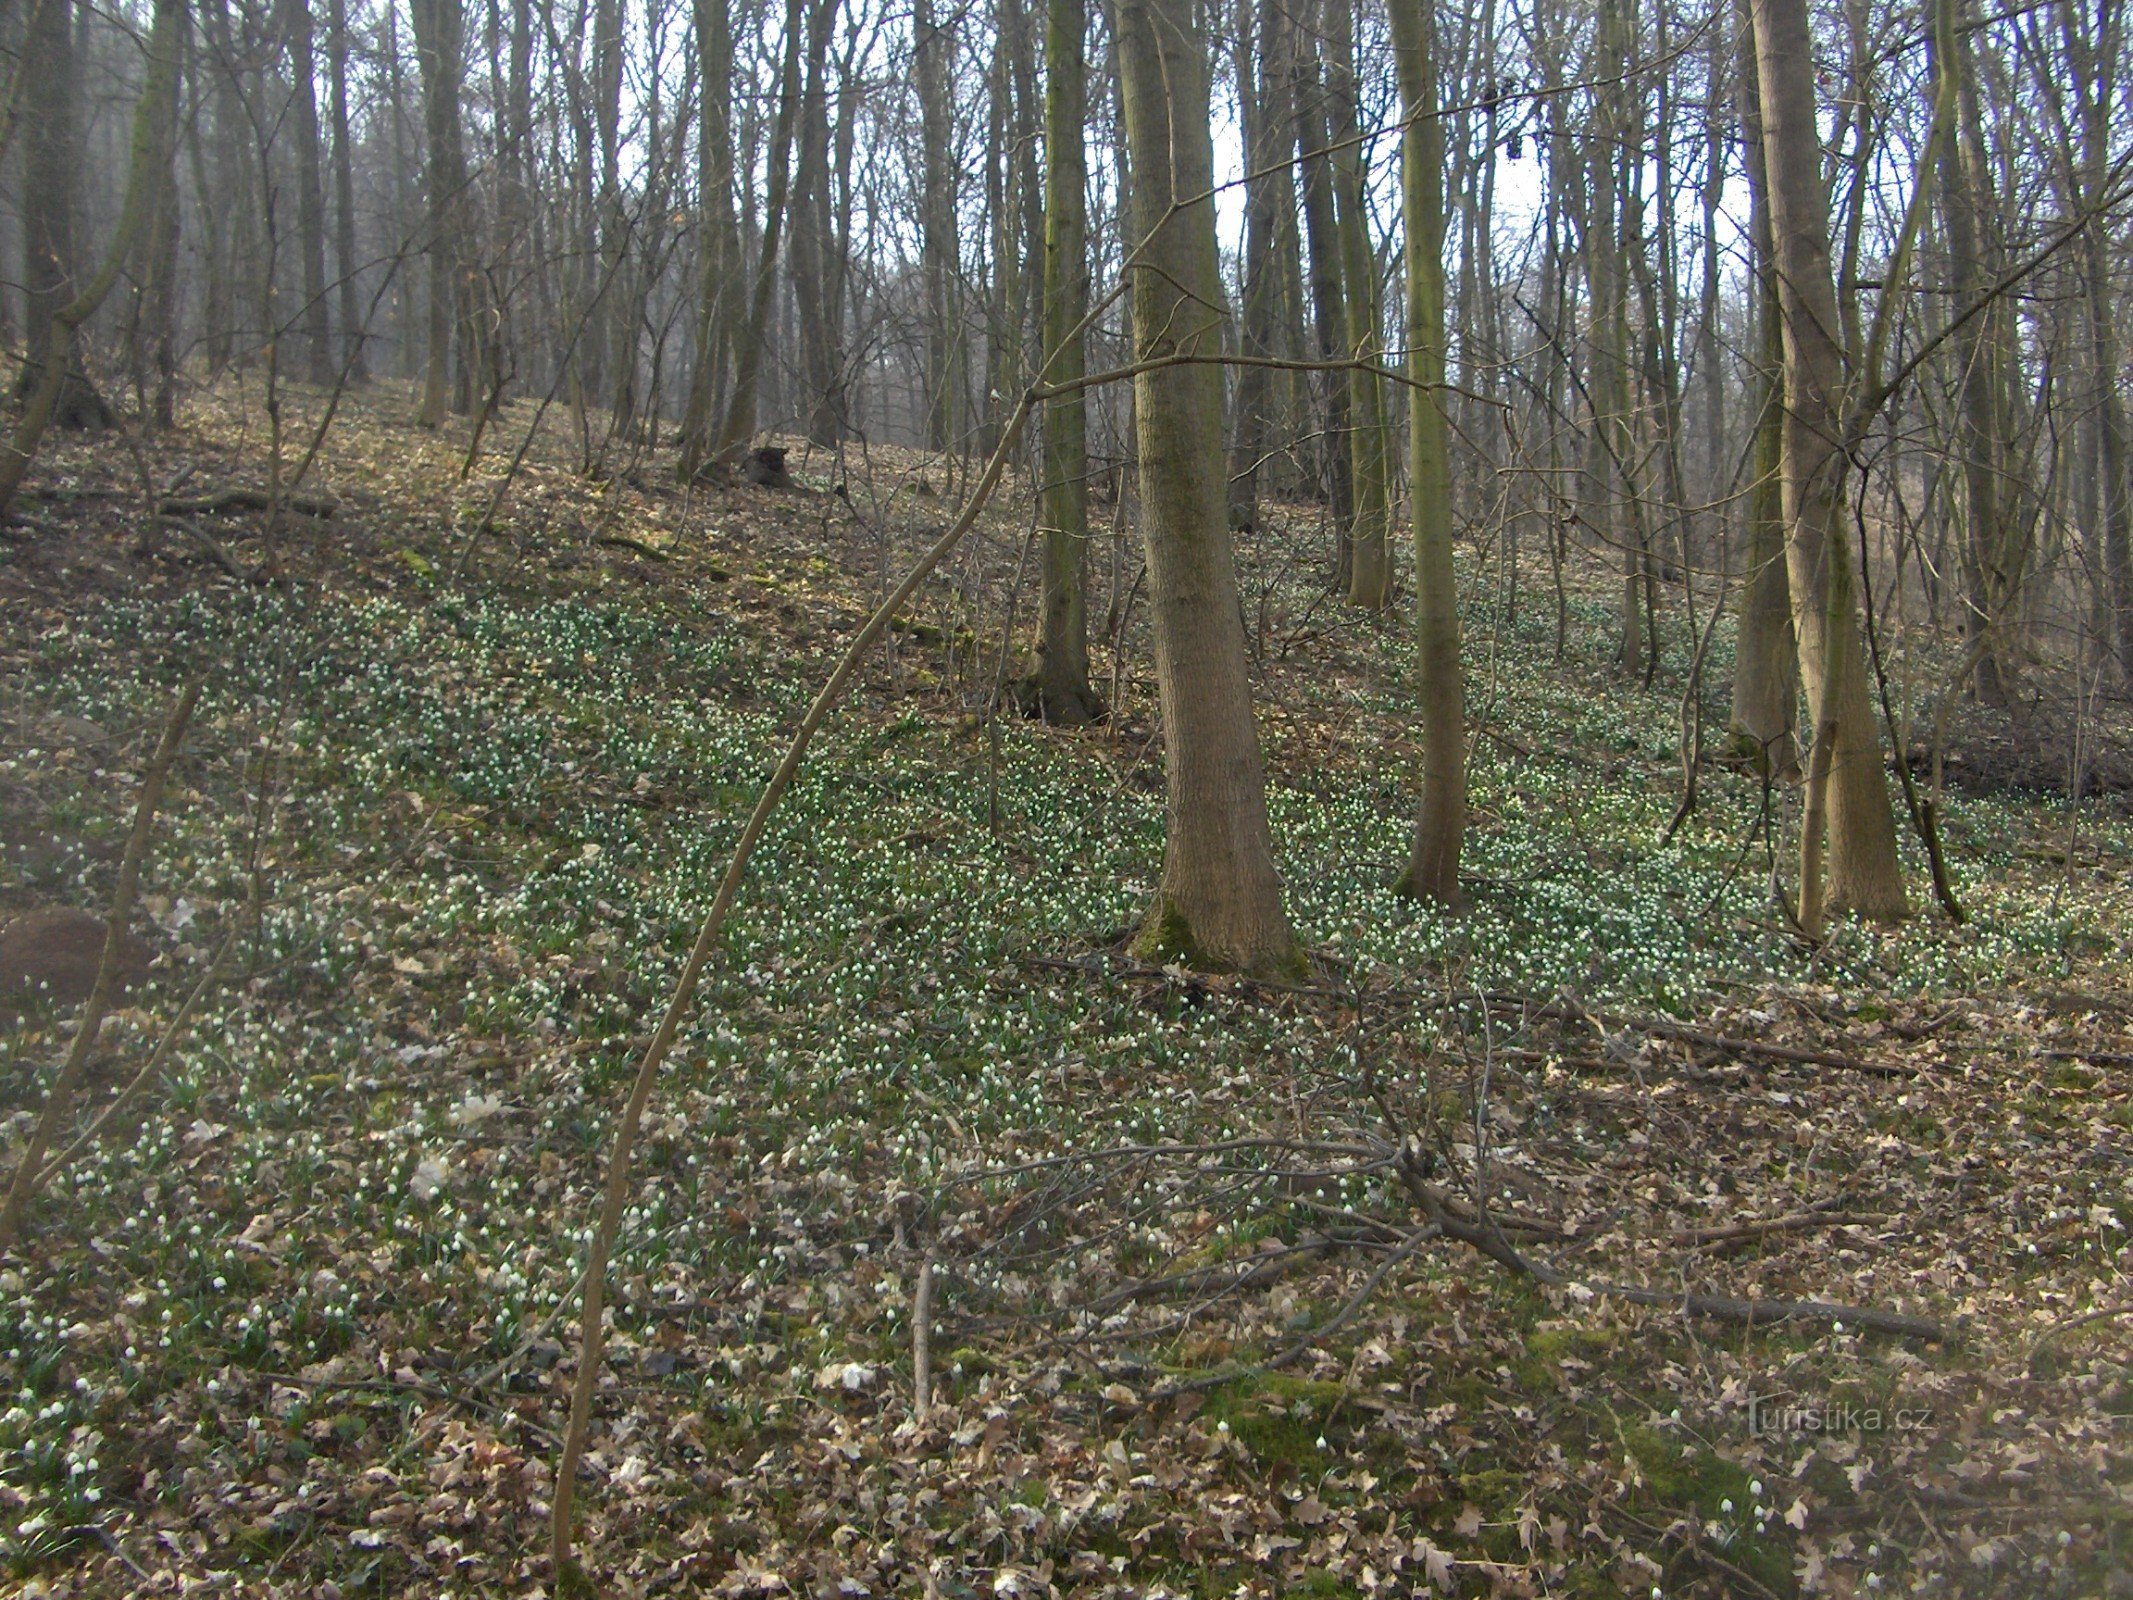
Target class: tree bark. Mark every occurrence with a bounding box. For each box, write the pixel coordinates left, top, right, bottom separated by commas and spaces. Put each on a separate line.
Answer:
679, 0, 741, 478
789, 0, 844, 444
707, 0, 805, 469
1389, 0, 1465, 904
0, 0, 186, 522
1226, 0, 1292, 533
1020, 0, 1101, 724
1750, 0, 1908, 926
328, 0, 368, 381
411, 0, 468, 427
1117, 0, 1302, 978
1326, 0, 1393, 610
1293, 19, 1354, 586
914, 0, 962, 452
1728, 0, 1798, 774
284, 0, 333, 386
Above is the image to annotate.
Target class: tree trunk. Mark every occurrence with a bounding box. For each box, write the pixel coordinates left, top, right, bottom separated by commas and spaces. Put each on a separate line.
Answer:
1750, 0, 1908, 926
284, 0, 332, 386
1117, 0, 1302, 978
1226, 0, 1292, 533
328, 0, 368, 381
137, 0, 187, 430
707, 0, 805, 468
0, 0, 186, 522
17, 0, 101, 423
914, 0, 961, 452
679, 0, 740, 477
789, 0, 843, 444
1020, 0, 1101, 724
2068, 0, 2133, 684
1940, 13, 2018, 705
411, 0, 468, 428
1292, 25, 1353, 586
1327, 0, 1393, 611
1389, 0, 1465, 904
1728, 0, 1799, 776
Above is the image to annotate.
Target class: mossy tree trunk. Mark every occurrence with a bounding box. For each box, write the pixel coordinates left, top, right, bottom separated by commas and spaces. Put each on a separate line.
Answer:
1117, 0, 1302, 978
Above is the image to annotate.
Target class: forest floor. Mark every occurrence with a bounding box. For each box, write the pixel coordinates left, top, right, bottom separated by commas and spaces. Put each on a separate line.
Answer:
0, 377, 2129, 1599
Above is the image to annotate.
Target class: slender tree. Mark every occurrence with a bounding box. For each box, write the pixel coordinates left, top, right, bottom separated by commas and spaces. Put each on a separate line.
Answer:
1021, 0, 1102, 724
1390, 0, 1466, 903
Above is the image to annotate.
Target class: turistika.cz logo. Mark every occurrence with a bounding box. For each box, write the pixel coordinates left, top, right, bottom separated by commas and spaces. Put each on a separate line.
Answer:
1746, 1395, 1932, 1436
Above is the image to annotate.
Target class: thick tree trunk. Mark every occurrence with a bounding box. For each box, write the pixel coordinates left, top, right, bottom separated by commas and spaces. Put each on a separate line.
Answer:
1389, 0, 1465, 904
137, 1, 186, 430
2068, 0, 2133, 684
16, 0, 105, 425
1750, 0, 1908, 926
1020, 0, 1100, 725
1117, 0, 1301, 978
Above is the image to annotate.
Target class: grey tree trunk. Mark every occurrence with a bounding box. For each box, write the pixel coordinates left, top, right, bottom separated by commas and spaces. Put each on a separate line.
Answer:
18, 0, 82, 409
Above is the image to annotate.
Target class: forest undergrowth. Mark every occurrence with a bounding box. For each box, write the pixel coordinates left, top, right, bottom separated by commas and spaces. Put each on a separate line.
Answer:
0, 381, 2128, 1597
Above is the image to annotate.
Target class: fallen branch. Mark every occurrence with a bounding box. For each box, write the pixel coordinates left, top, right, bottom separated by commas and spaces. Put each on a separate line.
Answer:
1414, 1181, 1946, 1340
594, 534, 669, 561
911, 1256, 934, 1422
157, 488, 337, 518
1632, 1018, 1919, 1077
163, 516, 258, 582
1668, 1209, 1889, 1250
259, 1369, 556, 1447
